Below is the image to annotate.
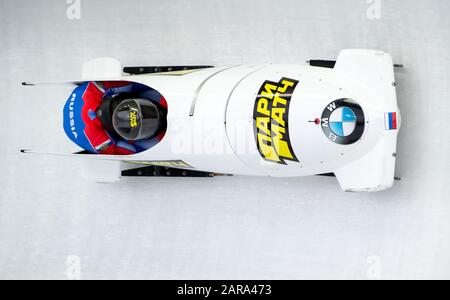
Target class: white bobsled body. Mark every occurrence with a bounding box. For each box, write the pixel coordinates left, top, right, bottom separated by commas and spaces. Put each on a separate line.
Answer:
25, 49, 401, 192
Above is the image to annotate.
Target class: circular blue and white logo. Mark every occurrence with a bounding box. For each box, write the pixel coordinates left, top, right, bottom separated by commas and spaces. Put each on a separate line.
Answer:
321, 99, 365, 145
329, 107, 357, 137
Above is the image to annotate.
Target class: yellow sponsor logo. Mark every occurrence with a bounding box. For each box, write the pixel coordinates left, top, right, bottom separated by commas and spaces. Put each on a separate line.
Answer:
129, 110, 138, 128
253, 77, 299, 164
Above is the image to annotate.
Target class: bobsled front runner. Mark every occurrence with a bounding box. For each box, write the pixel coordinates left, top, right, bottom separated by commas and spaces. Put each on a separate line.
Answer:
22, 50, 401, 192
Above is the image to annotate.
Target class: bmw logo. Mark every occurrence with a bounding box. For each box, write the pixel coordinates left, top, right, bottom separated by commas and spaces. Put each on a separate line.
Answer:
321, 99, 365, 145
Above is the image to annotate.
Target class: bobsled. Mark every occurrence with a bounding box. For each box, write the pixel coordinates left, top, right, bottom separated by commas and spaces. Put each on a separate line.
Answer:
22, 49, 401, 192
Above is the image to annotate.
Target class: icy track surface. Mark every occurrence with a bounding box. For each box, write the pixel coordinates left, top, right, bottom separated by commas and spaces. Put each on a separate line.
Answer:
0, 0, 449, 279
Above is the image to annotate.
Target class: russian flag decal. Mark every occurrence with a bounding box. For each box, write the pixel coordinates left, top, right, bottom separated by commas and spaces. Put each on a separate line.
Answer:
385, 112, 398, 130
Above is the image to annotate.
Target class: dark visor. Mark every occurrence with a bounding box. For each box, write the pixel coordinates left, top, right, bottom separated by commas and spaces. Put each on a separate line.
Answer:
112, 99, 161, 141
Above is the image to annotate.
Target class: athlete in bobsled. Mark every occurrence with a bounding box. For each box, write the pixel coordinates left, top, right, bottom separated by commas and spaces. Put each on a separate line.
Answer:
63, 81, 167, 155
22, 50, 401, 191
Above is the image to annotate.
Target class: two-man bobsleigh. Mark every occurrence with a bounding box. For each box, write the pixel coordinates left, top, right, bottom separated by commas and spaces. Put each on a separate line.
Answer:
22, 49, 401, 192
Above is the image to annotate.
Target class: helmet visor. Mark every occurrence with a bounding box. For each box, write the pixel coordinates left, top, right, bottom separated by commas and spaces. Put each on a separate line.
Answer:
112, 99, 161, 141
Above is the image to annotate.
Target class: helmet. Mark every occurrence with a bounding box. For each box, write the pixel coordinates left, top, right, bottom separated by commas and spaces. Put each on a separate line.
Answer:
111, 98, 161, 141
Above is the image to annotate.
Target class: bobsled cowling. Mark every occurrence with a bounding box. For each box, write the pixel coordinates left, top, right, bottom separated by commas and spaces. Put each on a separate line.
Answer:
23, 50, 401, 192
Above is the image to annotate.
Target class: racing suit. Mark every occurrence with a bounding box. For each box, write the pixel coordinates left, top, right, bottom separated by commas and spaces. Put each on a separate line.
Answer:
63, 81, 167, 154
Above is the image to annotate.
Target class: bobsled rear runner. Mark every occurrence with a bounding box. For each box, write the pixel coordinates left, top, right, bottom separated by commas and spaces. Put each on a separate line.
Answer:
22, 49, 402, 192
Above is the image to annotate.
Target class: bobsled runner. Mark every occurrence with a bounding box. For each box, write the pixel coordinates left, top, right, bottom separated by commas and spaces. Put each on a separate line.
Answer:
22, 49, 402, 192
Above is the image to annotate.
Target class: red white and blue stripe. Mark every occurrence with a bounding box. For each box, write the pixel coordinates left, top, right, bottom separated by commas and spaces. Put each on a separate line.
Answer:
385, 112, 398, 130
